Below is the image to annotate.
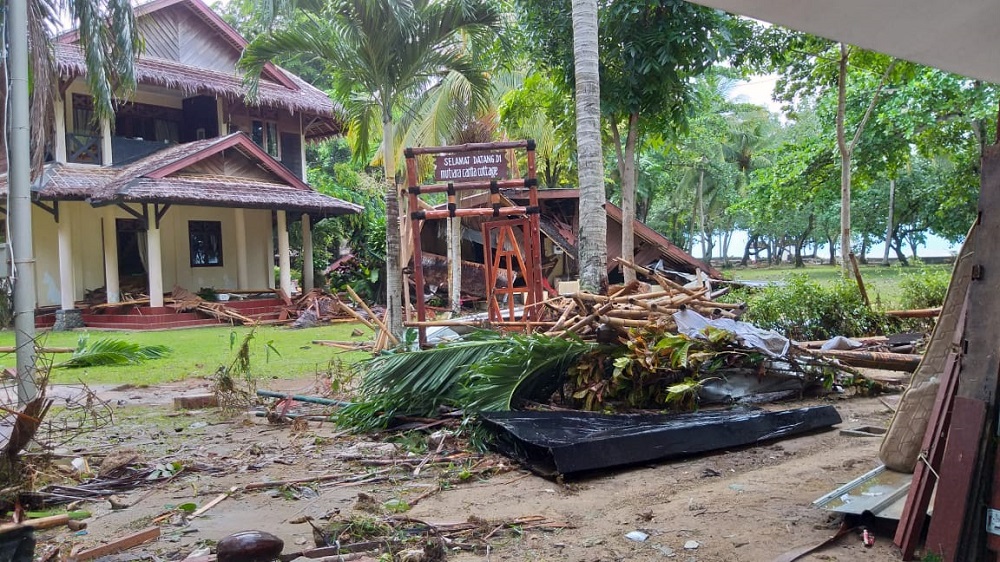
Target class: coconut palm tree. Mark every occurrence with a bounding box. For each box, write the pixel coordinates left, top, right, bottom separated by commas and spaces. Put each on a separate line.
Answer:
240, 0, 502, 337
570, 0, 607, 293
1, 0, 140, 170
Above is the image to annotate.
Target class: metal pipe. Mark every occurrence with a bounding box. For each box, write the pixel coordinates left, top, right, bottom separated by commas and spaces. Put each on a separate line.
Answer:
256, 390, 350, 407
7, 0, 39, 404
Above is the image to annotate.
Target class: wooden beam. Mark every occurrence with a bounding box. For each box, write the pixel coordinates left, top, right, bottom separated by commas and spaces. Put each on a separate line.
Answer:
69, 526, 160, 561
935, 144, 1000, 559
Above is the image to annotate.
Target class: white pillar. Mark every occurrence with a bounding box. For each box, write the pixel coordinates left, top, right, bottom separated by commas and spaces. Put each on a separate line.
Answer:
147, 219, 164, 307
102, 207, 120, 303
302, 213, 314, 290
277, 210, 292, 295
54, 96, 67, 163
57, 209, 75, 310
101, 118, 112, 166
217, 98, 226, 137
266, 214, 276, 289
234, 208, 249, 289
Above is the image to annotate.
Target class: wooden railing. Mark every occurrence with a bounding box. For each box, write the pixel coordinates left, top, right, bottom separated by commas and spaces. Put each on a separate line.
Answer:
66, 133, 102, 164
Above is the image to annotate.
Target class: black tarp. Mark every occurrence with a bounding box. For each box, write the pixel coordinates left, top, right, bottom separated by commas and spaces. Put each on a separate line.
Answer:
480, 406, 842, 477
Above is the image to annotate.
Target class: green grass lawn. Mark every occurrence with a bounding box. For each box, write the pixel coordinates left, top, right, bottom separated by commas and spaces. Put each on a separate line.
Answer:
0, 323, 372, 386
725, 262, 953, 308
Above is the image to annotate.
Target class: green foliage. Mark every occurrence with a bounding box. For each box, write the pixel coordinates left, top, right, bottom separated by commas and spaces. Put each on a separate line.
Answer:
57, 336, 171, 369
569, 326, 757, 411
899, 267, 951, 310
337, 335, 506, 431
340, 333, 593, 430
516, 0, 755, 128
735, 275, 894, 341
459, 334, 593, 412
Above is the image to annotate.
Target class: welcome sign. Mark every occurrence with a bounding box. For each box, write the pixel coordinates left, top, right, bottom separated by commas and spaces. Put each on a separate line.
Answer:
434, 151, 508, 182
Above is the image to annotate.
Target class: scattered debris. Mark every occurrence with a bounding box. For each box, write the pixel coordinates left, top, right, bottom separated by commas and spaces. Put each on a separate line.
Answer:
684, 540, 700, 550
625, 530, 649, 542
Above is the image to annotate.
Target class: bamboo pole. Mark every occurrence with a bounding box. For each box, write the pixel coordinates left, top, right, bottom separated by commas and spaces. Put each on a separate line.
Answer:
886, 307, 942, 318
815, 349, 920, 372
344, 286, 399, 346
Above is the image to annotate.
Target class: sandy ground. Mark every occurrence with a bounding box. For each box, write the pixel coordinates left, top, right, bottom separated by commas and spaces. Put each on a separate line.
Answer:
22, 379, 907, 562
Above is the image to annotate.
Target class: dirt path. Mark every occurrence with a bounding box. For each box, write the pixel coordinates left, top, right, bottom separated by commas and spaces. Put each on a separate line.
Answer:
31, 381, 903, 562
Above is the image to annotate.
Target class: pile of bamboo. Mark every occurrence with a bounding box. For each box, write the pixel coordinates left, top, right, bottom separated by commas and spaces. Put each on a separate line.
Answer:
541, 259, 742, 340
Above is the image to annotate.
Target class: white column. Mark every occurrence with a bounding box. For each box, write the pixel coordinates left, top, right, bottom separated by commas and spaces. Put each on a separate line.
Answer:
234, 208, 249, 289
266, 213, 276, 289
102, 207, 120, 303
277, 210, 292, 295
100, 118, 112, 166
147, 219, 164, 307
217, 98, 226, 137
57, 209, 75, 310
54, 96, 67, 162
302, 213, 313, 290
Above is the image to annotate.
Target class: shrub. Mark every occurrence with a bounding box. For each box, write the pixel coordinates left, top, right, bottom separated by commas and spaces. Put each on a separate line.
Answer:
899, 267, 951, 310
734, 274, 894, 341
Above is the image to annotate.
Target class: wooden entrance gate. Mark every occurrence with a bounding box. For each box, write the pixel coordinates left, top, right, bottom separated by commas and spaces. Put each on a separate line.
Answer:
403, 140, 543, 346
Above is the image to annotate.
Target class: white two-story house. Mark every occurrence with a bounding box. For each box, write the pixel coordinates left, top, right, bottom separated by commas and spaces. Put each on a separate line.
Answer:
1, 0, 360, 329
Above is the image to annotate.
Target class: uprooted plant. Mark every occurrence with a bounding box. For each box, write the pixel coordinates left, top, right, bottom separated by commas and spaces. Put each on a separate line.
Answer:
213, 328, 281, 414
338, 321, 856, 431
2, 345, 115, 512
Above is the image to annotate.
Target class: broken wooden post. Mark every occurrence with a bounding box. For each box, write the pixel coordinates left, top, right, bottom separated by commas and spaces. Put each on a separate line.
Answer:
848, 252, 870, 307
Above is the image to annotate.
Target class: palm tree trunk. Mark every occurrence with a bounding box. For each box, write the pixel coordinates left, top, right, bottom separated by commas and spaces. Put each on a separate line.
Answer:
383, 118, 404, 337
698, 166, 707, 260
572, 0, 607, 293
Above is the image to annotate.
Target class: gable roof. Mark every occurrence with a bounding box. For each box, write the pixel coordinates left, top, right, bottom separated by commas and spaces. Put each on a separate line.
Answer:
54, 0, 342, 139
0, 134, 361, 217
604, 202, 722, 278
57, 0, 295, 89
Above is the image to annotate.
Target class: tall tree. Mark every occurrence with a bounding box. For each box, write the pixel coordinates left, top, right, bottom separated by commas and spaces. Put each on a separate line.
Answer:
569, 0, 607, 292
767, 32, 902, 274
240, 0, 502, 336
519, 0, 751, 283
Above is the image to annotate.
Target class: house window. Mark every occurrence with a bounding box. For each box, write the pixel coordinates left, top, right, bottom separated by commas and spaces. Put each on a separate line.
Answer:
251, 119, 280, 157
189, 221, 223, 267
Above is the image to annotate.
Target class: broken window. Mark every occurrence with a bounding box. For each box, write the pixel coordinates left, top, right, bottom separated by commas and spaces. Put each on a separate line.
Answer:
189, 220, 223, 267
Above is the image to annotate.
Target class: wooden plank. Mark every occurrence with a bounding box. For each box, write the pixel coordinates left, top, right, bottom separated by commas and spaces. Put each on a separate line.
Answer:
70, 526, 160, 561
925, 396, 987, 561
895, 350, 962, 559
942, 144, 1000, 559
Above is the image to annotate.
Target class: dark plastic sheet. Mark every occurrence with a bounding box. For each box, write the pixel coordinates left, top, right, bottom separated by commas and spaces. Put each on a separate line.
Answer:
481, 406, 842, 477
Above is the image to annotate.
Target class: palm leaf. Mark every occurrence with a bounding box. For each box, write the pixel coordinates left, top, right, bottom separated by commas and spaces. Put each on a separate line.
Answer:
460, 334, 593, 412
56, 337, 171, 369
337, 333, 504, 431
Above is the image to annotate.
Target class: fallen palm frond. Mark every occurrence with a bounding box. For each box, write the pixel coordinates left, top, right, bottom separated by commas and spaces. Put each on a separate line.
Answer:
460, 334, 593, 412
338, 333, 505, 431
56, 337, 171, 368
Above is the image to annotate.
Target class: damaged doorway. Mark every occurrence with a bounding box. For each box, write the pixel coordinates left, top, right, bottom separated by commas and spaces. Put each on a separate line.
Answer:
116, 218, 148, 294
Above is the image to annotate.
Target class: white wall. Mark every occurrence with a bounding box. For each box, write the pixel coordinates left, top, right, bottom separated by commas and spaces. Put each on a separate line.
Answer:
32, 203, 277, 306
